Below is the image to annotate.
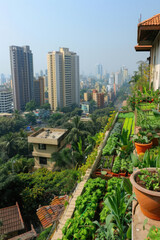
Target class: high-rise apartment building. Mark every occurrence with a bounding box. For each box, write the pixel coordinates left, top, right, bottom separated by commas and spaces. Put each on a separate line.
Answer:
10, 46, 34, 111
47, 47, 80, 111
33, 77, 45, 106
0, 85, 13, 113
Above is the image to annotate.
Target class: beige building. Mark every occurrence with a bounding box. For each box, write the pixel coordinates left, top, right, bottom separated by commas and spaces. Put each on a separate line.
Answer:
47, 47, 80, 110
84, 92, 92, 101
28, 128, 68, 170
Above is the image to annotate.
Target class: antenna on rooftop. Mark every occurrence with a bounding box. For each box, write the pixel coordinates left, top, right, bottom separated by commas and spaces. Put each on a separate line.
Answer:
138, 14, 142, 23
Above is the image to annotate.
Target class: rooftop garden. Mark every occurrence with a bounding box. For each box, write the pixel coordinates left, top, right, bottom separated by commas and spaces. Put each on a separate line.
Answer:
52, 62, 160, 240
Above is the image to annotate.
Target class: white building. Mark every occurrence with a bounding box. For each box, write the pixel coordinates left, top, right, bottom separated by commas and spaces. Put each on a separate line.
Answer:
0, 86, 13, 113
47, 48, 80, 110
135, 13, 160, 90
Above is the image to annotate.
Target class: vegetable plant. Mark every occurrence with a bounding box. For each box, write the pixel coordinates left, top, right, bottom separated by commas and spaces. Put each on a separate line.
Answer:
132, 131, 151, 144
62, 178, 106, 240
145, 225, 160, 240
138, 169, 160, 191
112, 156, 121, 173
99, 180, 134, 240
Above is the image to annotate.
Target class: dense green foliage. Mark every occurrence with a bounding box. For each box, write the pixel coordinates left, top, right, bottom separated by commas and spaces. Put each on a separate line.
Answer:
0, 116, 26, 137
62, 178, 106, 240
118, 112, 134, 119
102, 122, 122, 156
0, 130, 32, 162
25, 100, 37, 111
0, 167, 79, 219
37, 226, 52, 240
25, 112, 37, 125
97, 178, 133, 240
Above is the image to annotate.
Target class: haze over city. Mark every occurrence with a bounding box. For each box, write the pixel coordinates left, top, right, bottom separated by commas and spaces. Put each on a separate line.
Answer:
0, 0, 159, 76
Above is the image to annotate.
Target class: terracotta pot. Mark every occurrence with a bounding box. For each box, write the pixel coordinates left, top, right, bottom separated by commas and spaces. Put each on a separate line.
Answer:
135, 141, 152, 155
130, 168, 160, 220
119, 172, 126, 176
112, 172, 119, 177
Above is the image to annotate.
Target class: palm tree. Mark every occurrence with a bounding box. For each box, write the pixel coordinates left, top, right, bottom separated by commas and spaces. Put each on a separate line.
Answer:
66, 116, 90, 148
1, 132, 17, 158
51, 148, 77, 169
72, 137, 92, 165
13, 109, 21, 120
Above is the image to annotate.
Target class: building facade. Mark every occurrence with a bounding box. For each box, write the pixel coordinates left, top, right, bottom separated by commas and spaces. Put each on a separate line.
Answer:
0, 86, 13, 113
28, 128, 68, 170
33, 77, 45, 106
47, 47, 80, 111
97, 93, 104, 108
135, 14, 160, 90
10, 46, 34, 110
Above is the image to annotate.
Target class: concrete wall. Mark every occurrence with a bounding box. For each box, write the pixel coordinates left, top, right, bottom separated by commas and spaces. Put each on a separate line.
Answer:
151, 32, 160, 90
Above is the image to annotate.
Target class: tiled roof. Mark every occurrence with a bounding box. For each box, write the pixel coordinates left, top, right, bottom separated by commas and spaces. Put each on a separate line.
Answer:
37, 205, 64, 229
0, 202, 24, 234
50, 195, 68, 206
139, 13, 160, 26
8, 225, 37, 240
36, 195, 68, 229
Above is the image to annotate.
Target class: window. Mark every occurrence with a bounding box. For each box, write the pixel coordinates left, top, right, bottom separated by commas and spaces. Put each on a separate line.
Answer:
39, 157, 47, 165
38, 144, 46, 150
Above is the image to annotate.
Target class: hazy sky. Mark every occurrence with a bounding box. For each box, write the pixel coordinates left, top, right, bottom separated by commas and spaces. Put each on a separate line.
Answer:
0, 0, 159, 76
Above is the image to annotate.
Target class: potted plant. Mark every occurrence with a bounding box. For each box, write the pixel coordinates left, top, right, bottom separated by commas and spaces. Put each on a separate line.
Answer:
133, 131, 153, 154
145, 225, 160, 240
130, 168, 160, 220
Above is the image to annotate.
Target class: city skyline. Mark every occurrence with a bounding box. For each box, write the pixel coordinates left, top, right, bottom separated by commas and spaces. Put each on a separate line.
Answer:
0, 0, 159, 76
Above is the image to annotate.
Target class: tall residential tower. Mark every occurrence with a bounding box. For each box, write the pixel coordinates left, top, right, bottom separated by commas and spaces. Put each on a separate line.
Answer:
47, 47, 80, 110
10, 46, 34, 110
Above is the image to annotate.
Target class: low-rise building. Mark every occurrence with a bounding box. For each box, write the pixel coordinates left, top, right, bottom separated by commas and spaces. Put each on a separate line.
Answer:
81, 102, 90, 114
28, 128, 68, 170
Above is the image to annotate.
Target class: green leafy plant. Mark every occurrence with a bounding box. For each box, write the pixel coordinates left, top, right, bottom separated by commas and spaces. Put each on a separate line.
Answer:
145, 225, 160, 240
62, 178, 106, 240
138, 169, 160, 191
132, 131, 151, 144
132, 149, 160, 168
93, 215, 115, 240
102, 182, 134, 240
112, 156, 121, 173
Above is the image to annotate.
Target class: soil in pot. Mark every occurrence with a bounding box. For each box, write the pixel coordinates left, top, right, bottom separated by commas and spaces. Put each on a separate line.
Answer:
130, 168, 160, 220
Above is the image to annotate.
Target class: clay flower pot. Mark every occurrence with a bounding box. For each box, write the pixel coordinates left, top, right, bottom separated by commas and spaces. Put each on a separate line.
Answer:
135, 141, 152, 155
130, 168, 160, 220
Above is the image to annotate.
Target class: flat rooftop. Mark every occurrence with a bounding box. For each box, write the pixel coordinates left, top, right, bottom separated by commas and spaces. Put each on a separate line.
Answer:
28, 128, 68, 145
36, 129, 65, 140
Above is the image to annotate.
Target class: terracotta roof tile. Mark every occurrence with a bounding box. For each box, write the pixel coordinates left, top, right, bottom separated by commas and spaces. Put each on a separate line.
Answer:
0, 202, 24, 234
36, 196, 68, 229
139, 13, 160, 26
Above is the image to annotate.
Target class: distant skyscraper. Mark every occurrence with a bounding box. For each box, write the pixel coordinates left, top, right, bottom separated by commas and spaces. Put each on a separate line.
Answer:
10, 46, 34, 110
33, 77, 44, 106
0, 74, 6, 85
0, 85, 13, 113
96, 64, 103, 79
120, 66, 129, 84
47, 47, 80, 110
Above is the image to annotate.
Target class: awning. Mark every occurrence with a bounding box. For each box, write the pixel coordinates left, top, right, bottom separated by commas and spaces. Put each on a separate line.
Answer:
134, 45, 152, 51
